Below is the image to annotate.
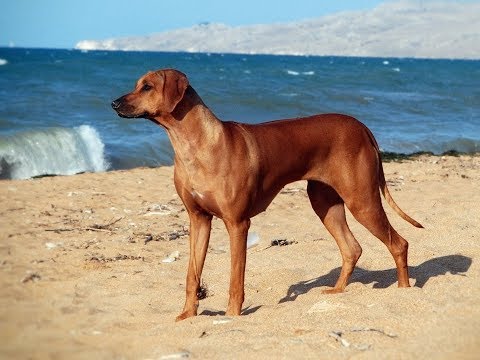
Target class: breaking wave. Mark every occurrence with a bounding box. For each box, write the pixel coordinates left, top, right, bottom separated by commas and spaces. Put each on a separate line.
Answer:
0, 125, 109, 180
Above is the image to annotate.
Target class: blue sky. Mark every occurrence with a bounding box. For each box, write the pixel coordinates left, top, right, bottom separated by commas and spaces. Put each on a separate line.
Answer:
1, 0, 386, 48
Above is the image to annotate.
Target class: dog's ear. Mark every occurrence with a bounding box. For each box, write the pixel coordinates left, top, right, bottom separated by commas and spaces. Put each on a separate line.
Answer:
161, 69, 189, 113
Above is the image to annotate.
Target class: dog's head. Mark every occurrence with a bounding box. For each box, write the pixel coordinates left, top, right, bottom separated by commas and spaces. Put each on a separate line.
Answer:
111, 69, 189, 120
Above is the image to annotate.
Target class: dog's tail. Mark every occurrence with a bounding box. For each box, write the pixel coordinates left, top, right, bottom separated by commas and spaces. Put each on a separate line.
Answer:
364, 125, 424, 229
379, 159, 424, 228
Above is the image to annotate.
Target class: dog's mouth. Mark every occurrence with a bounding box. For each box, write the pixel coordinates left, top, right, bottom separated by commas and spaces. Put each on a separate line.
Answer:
115, 111, 146, 119
111, 99, 147, 119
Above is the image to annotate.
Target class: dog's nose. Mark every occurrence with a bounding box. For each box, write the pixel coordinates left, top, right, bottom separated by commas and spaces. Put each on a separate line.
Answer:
111, 99, 121, 109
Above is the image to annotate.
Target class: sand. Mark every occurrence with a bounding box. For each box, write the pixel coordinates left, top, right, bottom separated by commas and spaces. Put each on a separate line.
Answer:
1, 154, 479, 359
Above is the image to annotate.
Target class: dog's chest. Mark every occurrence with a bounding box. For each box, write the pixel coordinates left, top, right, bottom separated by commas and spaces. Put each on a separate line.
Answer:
189, 188, 222, 217
191, 190, 206, 201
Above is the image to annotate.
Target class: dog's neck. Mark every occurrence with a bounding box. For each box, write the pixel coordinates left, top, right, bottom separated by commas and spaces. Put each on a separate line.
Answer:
170, 86, 205, 121
156, 86, 226, 169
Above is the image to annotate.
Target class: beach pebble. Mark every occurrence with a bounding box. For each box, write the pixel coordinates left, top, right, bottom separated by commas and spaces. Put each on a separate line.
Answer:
162, 251, 180, 263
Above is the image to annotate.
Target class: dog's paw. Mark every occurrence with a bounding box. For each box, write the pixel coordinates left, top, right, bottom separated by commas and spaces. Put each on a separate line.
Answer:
175, 310, 196, 322
225, 309, 241, 316
321, 288, 344, 294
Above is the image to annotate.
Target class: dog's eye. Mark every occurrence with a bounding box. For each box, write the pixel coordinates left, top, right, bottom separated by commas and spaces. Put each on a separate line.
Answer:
142, 84, 152, 92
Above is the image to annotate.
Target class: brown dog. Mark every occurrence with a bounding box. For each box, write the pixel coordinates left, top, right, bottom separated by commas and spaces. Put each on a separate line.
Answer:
112, 68, 423, 321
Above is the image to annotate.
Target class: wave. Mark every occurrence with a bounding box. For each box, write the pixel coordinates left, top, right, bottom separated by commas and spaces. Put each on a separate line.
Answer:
286, 70, 315, 76
0, 125, 109, 180
286, 70, 299, 75
0, 58, 8, 66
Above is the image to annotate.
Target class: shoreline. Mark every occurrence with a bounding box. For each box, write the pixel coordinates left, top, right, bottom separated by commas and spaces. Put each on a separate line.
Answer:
380, 150, 480, 162
6, 151, 480, 181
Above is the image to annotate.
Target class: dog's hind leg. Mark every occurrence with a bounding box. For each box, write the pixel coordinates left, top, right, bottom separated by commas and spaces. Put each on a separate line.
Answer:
307, 181, 363, 293
345, 187, 411, 288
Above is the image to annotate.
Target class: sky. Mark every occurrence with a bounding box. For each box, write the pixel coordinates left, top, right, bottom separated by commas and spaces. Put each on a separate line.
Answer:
1, 0, 388, 49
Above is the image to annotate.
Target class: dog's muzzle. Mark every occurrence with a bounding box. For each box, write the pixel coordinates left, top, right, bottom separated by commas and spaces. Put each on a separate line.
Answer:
111, 97, 146, 119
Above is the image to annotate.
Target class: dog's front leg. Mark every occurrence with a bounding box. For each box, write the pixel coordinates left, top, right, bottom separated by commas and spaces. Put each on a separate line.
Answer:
176, 212, 212, 321
224, 218, 251, 316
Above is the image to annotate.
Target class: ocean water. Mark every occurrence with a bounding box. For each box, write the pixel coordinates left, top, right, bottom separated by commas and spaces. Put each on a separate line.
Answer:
0, 47, 479, 179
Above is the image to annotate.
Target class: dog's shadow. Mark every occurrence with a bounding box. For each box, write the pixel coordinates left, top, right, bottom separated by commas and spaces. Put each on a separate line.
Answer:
200, 305, 262, 317
279, 254, 472, 303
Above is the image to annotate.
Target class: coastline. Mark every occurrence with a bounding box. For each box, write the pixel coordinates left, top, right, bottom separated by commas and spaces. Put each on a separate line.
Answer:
379, 150, 480, 162
22, 150, 480, 180
1, 154, 479, 359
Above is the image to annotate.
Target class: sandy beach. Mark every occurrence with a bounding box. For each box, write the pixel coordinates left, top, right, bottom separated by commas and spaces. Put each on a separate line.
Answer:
1, 154, 479, 359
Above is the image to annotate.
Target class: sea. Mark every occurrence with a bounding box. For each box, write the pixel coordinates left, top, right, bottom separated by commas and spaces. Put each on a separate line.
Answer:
0, 47, 479, 180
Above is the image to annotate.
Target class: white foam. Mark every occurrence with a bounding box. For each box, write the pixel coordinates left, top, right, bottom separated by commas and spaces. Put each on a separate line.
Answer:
287, 70, 300, 75
287, 70, 314, 76
0, 59, 8, 66
0, 125, 109, 179
76, 125, 109, 172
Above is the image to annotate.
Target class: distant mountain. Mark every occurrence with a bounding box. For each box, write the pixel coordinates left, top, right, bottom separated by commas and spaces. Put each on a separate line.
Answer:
76, 1, 480, 59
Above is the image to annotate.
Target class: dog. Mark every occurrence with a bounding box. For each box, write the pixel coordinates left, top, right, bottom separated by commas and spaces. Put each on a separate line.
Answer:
112, 68, 423, 321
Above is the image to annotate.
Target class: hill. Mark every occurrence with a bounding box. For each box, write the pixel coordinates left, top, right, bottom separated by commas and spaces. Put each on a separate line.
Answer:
76, 1, 480, 59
